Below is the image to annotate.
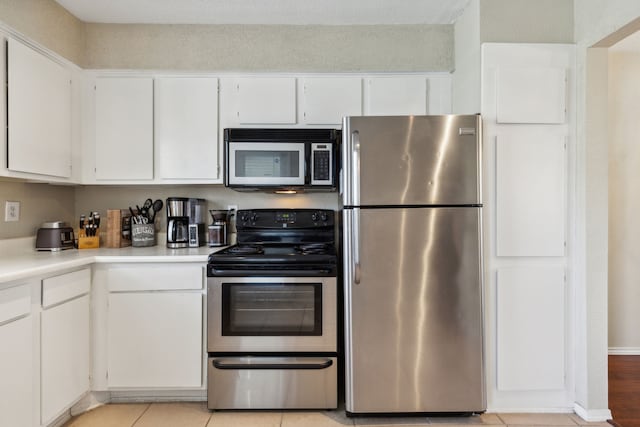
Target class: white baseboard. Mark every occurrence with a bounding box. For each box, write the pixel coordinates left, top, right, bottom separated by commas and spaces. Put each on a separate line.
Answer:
488, 407, 574, 414
573, 403, 612, 422
609, 346, 640, 355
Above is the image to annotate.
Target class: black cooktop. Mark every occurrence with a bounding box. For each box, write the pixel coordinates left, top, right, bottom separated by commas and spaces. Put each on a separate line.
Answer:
207, 209, 337, 277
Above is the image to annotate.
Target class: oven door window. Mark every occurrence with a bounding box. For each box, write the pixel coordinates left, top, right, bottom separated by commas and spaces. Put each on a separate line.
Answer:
222, 282, 322, 336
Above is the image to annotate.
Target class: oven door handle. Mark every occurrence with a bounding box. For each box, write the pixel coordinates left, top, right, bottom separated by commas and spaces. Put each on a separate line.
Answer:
210, 268, 334, 276
212, 358, 333, 370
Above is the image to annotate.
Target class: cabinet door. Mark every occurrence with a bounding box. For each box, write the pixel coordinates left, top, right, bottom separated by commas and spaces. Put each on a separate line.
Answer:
496, 130, 566, 256
41, 294, 90, 424
302, 77, 362, 125
155, 78, 220, 181
7, 39, 71, 178
496, 67, 566, 124
365, 77, 427, 116
95, 77, 153, 180
108, 292, 203, 388
0, 284, 33, 427
236, 78, 297, 124
0, 316, 33, 427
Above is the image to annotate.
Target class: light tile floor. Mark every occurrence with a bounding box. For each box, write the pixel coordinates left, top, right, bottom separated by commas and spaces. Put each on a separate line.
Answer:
62, 403, 612, 427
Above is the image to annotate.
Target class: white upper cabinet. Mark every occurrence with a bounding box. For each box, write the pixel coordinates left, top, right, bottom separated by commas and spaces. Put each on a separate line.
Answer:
365, 77, 427, 116
155, 77, 220, 181
496, 67, 566, 124
301, 77, 362, 125
236, 77, 297, 124
95, 77, 154, 180
7, 39, 72, 178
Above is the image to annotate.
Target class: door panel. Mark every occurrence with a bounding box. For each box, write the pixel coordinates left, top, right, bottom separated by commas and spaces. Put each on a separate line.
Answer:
343, 115, 481, 206
345, 207, 485, 412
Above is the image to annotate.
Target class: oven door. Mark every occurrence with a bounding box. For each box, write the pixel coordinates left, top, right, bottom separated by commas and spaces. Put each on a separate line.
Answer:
227, 142, 306, 186
207, 276, 336, 353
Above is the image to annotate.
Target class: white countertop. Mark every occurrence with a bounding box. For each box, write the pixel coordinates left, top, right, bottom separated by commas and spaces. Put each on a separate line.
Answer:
0, 236, 220, 284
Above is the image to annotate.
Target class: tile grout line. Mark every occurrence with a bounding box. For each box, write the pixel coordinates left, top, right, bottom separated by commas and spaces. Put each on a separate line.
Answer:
130, 402, 152, 427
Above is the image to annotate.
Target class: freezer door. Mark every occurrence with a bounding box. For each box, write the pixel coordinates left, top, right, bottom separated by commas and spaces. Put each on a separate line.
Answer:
344, 207, 485, 413
342, 115, 481, 207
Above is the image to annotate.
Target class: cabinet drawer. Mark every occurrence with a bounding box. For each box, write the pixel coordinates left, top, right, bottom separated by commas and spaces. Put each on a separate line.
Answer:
42, 269, 91, 308
0, 284, 31, 324
107, 264, 204, 291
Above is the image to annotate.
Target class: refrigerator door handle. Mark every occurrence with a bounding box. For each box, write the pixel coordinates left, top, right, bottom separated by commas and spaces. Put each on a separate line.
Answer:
352, 131, 361, 207
350, 131, 362, 284
353, 207, 361, 284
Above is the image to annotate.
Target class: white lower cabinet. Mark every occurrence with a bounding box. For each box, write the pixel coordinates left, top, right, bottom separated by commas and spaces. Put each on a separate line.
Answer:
107, 292, 203, 388
41, 269, 91, 425
105, 264, 204, 389
0, 284, 33, 427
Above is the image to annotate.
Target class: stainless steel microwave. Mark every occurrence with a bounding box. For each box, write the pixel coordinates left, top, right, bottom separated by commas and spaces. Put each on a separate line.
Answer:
224, 128, 339, 192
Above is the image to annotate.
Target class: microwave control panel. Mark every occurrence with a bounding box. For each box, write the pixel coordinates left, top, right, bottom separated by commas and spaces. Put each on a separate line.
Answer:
311, 143, 333, 185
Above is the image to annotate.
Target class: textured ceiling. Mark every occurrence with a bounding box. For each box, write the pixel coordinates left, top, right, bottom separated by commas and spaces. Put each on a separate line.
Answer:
54, 0, 471, 25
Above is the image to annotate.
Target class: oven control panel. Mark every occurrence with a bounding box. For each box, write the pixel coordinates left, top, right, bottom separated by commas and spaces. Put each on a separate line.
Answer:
237, 209, 334, 229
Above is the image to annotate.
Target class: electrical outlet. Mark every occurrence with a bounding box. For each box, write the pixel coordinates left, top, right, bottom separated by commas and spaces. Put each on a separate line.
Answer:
227, 204, 238, 212
4, 201, 20, 222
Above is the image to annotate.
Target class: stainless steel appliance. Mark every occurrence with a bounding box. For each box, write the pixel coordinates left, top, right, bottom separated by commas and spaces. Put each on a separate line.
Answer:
35, 221, 75, 251
207, 209, 234, 247
342, 115, 486, 415
166, 197, 207, 248
187, 198, 207, 247
224, 128, 339, 192
207, 209, 338, 410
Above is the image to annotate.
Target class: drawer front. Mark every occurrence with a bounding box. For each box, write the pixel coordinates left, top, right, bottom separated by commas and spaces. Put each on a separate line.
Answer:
42, 268, 91, 308
108, 264, 204, 291
207, 356, 337, 410
0, 284, 31, 324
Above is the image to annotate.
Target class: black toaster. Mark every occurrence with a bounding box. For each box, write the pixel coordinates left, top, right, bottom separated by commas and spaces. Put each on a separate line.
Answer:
35, 221, 75, 251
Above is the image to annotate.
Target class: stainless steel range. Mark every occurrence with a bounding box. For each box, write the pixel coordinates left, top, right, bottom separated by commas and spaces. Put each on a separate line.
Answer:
206, 209, 338, 410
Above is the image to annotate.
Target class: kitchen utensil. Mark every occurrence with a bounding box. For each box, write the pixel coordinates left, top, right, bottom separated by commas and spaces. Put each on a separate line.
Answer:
141, 199, 152, 219
150, 199, 163, 222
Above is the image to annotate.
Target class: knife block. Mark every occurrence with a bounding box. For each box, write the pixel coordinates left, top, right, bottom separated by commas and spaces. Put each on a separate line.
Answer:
78, 229, 100, 249
106, 209, 132, 248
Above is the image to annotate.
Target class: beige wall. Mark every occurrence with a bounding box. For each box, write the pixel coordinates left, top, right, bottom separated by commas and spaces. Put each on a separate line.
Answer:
84, 23, 453, 72
479, 0, 574, 43
0, 180, 75, 239
573, 0, 640, 414
74, 185, 339, 235
452, 0, 573, 114
452, 0, 480, 114
608, 51, 640, 349
0, 0, 85, 64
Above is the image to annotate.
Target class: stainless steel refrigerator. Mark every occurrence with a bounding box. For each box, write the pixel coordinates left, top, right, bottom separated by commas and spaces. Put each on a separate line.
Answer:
342, 115, 485, 414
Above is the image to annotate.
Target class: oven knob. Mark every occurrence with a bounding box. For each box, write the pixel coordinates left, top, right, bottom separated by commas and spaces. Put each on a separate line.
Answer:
311, 212, 319, 222
251, 213, 259, 223
240, 213, 249, 223
320, 212, 328, 222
